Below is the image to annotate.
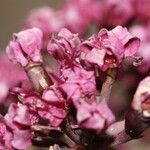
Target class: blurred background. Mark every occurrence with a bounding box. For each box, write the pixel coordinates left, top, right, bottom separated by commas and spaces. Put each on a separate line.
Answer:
0, 0, 63, 50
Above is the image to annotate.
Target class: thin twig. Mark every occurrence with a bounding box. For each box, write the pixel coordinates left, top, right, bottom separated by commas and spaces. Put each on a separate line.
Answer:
99, 68, 116, 102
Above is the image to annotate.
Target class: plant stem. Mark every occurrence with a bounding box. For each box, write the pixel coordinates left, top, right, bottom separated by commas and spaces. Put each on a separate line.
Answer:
99, 68, 116, 102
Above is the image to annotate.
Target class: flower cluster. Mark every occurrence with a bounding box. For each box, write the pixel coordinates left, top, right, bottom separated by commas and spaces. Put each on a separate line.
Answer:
1, 0, 150, 149
1, 22, 146, 150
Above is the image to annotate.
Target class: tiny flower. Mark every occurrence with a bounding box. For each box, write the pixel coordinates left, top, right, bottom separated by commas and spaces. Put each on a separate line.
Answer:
131, 76, 150, 116
75, 100, 115, 132
47, 28, 81, 62
125, 77, 150, 138
0, 114, 13, 150
80, 26, 140, 71
59, 66, 96, 102
5, 103, 38, 128
6, 28, 43, 67
67, 0, 104, 24
24, 95, 67, 127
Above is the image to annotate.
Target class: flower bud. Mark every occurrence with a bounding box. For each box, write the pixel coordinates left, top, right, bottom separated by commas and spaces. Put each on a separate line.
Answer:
6, 28, 43, 67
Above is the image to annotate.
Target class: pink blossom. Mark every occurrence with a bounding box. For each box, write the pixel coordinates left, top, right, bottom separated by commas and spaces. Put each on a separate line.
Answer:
47, 28, 81, 63
4, 103, 38, 128
6, 28, 43, 67
81, 26, 140, 71
104, 0, 134, 27
74, 100, 115, 132
24, 95, 67, 127
0, 114, 13, 150
60, 66, 96, 102
0, 112, 32, 150
24, 7, 64, 48
42, 85, 65, 106
132, 77, 150, 114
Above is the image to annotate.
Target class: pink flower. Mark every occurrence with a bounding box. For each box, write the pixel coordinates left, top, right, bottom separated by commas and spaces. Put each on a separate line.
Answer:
74, 100, 115, 132
6, 28, 43, 67
5, 103, 38, 128
42, 85, 65, 106
0, 113, 32, 150
24, 95, 67, 127
104, 0, 134, 27
131, 77, 150, 115
47, 28, 81, 63
81, 26, 140, 71
60, 66, 96, 102
0, 114, 13, 150
24, 7, 64, 48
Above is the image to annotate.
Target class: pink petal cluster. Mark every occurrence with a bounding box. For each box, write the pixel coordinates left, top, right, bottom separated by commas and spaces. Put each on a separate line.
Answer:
81, 26, 140, 71
6, 28, 43, 67
0, 103, 35, 150
131, 76, 150, 114
47, 28, 116, 132
47, 28, 81, 62
24, 91, 67, 127
75, 100, 115, 132
60, 66, 96, 102
0, 114, 13, 150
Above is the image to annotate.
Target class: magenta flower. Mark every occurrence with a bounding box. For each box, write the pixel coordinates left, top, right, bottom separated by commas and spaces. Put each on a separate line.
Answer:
24, 94, 67, 127
81, 26, 140, 71
0, 114, 13, 150
47, 28, 81, 63
6, 28, 43, 67
42, 85, 65, 105
4, 103, 38, 128
0, 111, 32, 150
74, 100, 115, 132
60, 66, 96, 102
131, 77, 150, 115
